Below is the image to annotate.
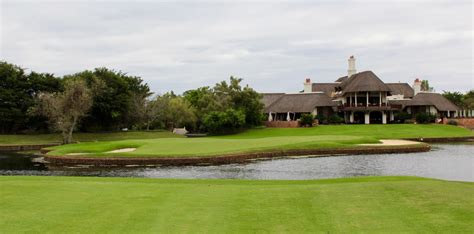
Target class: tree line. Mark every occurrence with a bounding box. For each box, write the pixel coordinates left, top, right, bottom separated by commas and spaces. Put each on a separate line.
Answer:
0, 61, 263, 142
442, 90, 474, 110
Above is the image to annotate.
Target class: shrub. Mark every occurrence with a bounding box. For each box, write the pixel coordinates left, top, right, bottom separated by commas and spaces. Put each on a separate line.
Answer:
314, 115, 327, 124
395, 111, 412, 123
327, 114, 344, 124
202, 109, 246, 134
299, 114, 314, 127
415, 113, 436, 124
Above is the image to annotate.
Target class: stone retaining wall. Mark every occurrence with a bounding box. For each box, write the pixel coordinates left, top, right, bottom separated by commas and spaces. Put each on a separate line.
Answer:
0, 143, 60, 152
44, 144, 430, 167
404, 136, 474, 143
448, 118, 474, 129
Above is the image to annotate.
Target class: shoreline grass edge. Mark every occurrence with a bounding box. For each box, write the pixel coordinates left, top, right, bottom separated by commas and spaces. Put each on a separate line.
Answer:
43, 144, 431, 166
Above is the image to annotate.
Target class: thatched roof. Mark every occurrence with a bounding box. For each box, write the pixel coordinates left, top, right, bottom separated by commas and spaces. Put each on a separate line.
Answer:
311, 83, 337, 96
265, 93, 337, 113
335, 76, 348, 82
261, 93, 285, 108
406, 93, 460, 111
389, 99, 411, 108
339, 71, 391, 94
387, 83, 414, 98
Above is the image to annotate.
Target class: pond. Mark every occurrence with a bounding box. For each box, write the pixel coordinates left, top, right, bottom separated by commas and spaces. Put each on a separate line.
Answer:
0, 144, 473, 182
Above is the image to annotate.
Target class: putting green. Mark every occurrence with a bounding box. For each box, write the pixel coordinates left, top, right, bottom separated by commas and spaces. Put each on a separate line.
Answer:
46, 135, 378, 157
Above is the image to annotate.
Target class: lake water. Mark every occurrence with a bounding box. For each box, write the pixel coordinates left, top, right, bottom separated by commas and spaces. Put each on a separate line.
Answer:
0, 144, 473, 182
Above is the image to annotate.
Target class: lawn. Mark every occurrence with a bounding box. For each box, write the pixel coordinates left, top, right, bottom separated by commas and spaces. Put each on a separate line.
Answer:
0, 130, 182, 145
1, 124, 470, 146
217, 124, 473, 139
0, 176, 472, 233
44, 124, 471, 158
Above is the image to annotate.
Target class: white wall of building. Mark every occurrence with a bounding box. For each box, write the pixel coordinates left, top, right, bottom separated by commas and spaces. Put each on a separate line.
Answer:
386, 94, 405, 100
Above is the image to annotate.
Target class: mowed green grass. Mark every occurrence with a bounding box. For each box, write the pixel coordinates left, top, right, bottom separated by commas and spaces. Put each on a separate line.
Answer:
0, 176, 472, 233
0, 130, 182, 145
217, 124, 473, 139
47, 135, 378, 157
45, 124, 470, 157
1, 124, 470, 146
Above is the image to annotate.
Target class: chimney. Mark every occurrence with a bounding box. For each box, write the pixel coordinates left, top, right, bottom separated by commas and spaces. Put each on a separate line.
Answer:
303, 78, 312, 93
348, 55, 356, 77
413, 78, 422, 95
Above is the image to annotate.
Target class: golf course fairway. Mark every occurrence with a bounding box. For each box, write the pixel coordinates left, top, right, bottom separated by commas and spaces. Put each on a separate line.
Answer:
1, 176, 472, 233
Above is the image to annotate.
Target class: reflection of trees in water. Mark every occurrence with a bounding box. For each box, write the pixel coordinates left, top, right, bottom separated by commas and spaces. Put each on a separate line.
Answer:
0, 152, 47, 171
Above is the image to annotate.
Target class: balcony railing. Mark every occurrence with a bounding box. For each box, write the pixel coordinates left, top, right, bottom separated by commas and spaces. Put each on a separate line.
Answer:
338, 103, 403, 111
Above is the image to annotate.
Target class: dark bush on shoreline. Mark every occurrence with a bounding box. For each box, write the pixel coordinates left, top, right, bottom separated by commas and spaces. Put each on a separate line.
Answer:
202, 109, 246, 134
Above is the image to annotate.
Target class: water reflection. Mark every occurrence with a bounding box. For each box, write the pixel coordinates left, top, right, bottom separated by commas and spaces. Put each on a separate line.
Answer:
0, 144, 473, 182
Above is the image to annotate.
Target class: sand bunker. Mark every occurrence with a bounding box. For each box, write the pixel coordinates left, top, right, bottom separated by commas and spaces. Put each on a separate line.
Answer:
65, 148, 136, 156
106, 148, 137, 153
66, 152, 90, 156
359, 139, 420, 146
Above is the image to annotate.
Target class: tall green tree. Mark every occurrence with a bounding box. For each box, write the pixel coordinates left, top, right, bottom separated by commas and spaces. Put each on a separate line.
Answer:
154, 94, 196, 130
71, 68, 151, 131
213, 76, 264, 126
0, 62, 29, 133
0, 61, 62, 133
184, 76, 264, 132
442, 91, 464, 108
463, 90, 474, 109
421, 80, 433, 92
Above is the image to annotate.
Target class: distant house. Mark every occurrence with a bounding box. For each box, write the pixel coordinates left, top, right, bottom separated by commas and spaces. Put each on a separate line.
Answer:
262, 56, 460, 124
264, 93, 336, 121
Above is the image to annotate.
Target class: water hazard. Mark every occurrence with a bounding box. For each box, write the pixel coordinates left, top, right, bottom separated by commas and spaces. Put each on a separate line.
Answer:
1, 144, 473, 182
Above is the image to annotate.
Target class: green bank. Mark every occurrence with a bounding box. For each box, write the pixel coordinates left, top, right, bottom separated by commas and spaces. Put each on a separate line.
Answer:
0, 176, 472, 233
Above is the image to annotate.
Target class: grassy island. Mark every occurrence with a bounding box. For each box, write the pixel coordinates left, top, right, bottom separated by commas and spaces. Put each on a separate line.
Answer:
0, 176, 472, 233
39, 124, 471, 158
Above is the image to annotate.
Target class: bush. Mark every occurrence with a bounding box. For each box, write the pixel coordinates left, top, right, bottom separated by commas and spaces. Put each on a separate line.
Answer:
314, 115, 327, 124
415, 113, 436, 124
299, 114, 314, 127
327, 114, 344, 124
395, 111, 412, 123
202, 109, 246, 134
447, 119, 458, 126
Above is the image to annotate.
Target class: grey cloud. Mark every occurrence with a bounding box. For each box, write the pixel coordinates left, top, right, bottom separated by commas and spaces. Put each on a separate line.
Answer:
1, 0, 472, 94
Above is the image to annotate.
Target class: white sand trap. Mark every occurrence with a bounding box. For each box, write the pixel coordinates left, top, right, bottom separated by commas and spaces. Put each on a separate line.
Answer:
359, 139, 420, 146
66, 152, 90, 156
106, 148, 137, 153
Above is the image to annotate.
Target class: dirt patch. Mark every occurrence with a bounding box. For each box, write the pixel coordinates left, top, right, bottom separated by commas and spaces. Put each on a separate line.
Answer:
106, 148, 136, 153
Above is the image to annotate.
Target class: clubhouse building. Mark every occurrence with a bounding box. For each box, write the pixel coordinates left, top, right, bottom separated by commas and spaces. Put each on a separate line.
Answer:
263, 56, 461, 124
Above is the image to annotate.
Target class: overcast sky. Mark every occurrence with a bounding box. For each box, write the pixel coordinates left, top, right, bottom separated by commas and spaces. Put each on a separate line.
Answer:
1, 0, 472, 94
